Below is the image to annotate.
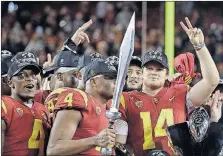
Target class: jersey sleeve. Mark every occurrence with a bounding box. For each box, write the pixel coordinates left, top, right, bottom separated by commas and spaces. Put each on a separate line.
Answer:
44, 88, 67, 113
1, 96, 13, 129
55, 88, 89, 111
106, 92, 129, 121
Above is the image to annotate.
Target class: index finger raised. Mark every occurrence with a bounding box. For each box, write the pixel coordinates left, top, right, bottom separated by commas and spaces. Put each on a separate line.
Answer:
79, 19, 93, 31
47, 53, 52, 64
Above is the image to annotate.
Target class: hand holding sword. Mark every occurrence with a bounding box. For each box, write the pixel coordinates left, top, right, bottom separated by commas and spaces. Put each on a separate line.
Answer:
100, 12, 135, 156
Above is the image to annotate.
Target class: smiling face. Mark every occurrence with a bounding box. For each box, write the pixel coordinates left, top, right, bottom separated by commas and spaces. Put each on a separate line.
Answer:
126, 65, 143, 91
9, 69, 38, 100
143, 61, 168, 90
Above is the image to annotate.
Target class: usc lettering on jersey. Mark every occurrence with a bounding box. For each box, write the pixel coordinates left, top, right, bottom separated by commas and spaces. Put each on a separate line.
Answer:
1, 96, 51, 156
107, 84, 188, 156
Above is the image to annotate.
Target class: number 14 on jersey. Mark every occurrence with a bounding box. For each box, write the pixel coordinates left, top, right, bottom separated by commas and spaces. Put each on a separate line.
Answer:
140, 109, 174, 150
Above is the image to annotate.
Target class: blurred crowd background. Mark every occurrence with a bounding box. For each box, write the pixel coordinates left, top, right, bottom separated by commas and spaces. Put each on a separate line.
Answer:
1, 1, 223, 76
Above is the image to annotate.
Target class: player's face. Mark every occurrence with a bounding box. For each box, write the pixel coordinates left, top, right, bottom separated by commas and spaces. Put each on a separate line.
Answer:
10, 69, 38, 99
1, 76, 11, 96
143, 62, 168, 90
97, 75, 116, 99
127, 65, 143, 91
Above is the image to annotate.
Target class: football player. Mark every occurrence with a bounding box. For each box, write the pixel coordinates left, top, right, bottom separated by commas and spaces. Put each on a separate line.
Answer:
1, 51, 51, 155
110, 17, 220, 155
44, 20, 94, 115
125, 56, 143, 91
46, 60, 117, 155
77, 52, 103, 90
1, 50, 13, 96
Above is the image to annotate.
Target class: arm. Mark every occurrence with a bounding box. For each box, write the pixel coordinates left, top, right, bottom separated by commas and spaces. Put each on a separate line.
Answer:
62, 20, 92, 53
47, 109, 116, 155
189, 46, 220, 106
180, 17, 220, 106
116, 135, 127, 144
47, 109, 95, 155
1, 120, 6, 154
115, 119, 128, 144
42, 20, 92, 69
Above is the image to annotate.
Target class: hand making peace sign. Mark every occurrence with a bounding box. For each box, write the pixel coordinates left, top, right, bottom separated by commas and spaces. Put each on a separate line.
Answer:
180, 17, 205, 47
71, 19, 93, 46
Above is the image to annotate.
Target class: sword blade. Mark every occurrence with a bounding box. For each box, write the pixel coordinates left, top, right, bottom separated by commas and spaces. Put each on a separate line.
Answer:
110, 12, 135, 112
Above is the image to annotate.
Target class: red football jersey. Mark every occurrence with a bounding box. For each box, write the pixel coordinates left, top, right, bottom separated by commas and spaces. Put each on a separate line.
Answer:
44, 88, 67, 113
108, 84, 188, 156
54, 88, 109, 155
1, 96, 51, 156
34, 90, 52, 105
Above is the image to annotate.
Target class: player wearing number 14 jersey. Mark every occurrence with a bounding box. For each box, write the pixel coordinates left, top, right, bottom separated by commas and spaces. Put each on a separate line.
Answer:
112, 24, 220, 156
1, 52, 51, 156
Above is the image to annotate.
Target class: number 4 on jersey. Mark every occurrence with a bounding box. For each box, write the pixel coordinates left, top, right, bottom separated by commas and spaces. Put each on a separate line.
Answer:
28, 119, 44, 149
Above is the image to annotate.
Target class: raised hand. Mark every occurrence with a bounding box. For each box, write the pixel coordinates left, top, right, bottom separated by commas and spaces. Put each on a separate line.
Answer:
43, 53, 52, 68
180, 17, 204, 47
71, 20, 93, 46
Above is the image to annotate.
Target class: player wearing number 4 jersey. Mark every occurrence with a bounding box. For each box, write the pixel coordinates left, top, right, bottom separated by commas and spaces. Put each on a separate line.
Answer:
110, 18, 220, 156
47, 60, 117, 155
1, 52, 51, 156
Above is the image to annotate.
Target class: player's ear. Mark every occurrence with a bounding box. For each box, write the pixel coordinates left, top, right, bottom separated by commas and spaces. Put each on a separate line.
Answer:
8, 78, 14, 89
56, 72, 63, 81
90, 78, 97, 87
75, 72, 82, 80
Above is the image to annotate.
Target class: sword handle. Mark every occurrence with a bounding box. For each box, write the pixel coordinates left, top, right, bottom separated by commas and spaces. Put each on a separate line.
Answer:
108, 120, 115, 129
100, 120, 115, 155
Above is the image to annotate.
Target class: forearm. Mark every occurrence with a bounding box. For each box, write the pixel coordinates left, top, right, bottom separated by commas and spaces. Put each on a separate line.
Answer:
61, 38, 77, 53
47, 136, 96, 155
196, 46, 220, 85
189, 46, 220, 106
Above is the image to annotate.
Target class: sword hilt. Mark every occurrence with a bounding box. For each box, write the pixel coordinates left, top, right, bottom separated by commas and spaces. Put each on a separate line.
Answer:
100, 111, 122, 155
108, 120, 114, 129
106, 111, 121, 129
